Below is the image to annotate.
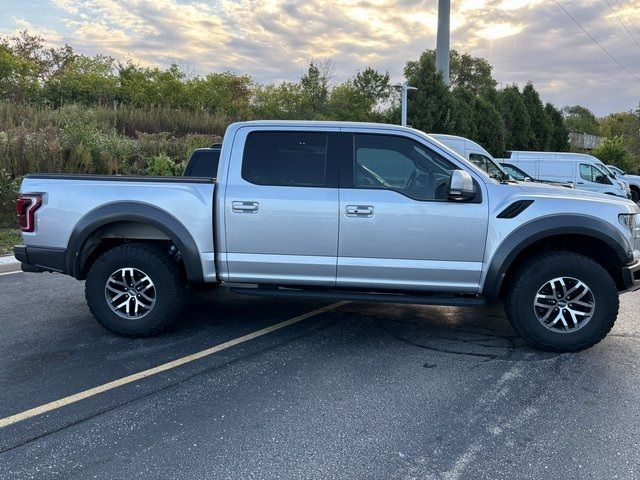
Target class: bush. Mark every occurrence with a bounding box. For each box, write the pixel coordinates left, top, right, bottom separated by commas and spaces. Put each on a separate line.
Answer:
0, 169, 19, 227
147, 153, 182, 176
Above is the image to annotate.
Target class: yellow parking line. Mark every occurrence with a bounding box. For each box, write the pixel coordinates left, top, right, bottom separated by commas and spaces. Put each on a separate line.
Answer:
0, 301, 348, 429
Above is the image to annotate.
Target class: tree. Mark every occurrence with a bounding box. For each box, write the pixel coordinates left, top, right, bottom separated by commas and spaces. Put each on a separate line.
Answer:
0, 44, 41, 102
43, 54, 117, 106
522, 82, 552, 150
352, 67, 390, 107
599, 110, 640, 158
472, 96, 506, 156
449, 50, 497, 95
326, 81, 372, 121
562, 105, 599, 135
545, 103, 570, 151
299, 61, 331, 117
404, 50, 454, 133
498, 85, 532, 150
592, 136, 636, 172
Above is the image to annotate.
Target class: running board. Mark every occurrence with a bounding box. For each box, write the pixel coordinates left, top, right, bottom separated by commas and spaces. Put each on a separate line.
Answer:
230, 287, 486, 307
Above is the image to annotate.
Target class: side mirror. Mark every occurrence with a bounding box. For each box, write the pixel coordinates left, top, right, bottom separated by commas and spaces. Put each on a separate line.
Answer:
449, 170, 476, 201
524, 177, 532, 182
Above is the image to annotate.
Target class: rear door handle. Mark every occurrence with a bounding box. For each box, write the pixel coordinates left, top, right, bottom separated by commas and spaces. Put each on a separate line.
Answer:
232, 201, 259, 213
346, 205, 374, 217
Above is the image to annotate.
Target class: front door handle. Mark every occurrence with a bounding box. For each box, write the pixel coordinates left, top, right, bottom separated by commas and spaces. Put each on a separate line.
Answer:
232, 201, 259, 213
346, 205, 374, 217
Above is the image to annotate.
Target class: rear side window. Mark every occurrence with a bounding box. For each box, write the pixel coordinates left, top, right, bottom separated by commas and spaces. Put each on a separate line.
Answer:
242, 131, 328, 187
184, 150, 220, 177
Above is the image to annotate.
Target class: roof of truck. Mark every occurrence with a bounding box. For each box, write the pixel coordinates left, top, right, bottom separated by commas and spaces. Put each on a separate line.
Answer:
228, 120, 417, 132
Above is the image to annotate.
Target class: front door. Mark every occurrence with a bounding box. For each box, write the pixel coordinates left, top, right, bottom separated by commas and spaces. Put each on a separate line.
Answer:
337, 132, 489, 292
224, 129, 340, 286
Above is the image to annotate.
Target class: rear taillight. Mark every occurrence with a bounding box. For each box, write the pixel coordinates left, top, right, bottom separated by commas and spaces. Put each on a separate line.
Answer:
16, 194, 42, 232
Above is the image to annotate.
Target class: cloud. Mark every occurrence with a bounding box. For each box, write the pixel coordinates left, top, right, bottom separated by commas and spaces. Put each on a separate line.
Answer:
2, 0, 639, 114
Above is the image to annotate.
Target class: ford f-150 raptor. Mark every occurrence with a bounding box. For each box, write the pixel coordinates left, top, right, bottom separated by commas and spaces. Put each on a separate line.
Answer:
14, 121, 640, 352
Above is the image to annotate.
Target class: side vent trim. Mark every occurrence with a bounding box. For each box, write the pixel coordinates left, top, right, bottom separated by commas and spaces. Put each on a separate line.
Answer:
497, 200, 534, 219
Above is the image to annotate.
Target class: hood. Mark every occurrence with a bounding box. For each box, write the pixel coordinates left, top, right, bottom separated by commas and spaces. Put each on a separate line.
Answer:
623, 174, 640, 181
514, 182, 635, 207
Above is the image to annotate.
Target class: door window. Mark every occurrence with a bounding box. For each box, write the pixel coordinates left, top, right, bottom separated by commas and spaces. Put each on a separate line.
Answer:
242, 131, 328, 187
580, 164, 610, 184
354, 134, 455, 201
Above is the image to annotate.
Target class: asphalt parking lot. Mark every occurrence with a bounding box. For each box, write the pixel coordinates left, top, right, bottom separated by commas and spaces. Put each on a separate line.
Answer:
1, 271, 639, 479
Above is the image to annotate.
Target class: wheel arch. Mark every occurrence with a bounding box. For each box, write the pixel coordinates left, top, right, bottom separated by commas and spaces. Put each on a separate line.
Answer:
483, 215, 633, 299
66, 201, 204, 283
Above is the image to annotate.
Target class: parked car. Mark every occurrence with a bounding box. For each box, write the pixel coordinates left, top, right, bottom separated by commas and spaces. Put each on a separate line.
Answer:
502, 151, 631, 199
14, 121, 640, 352
430, 134, 571, 188
606, 164, 640, 203
499, 162, 573, 189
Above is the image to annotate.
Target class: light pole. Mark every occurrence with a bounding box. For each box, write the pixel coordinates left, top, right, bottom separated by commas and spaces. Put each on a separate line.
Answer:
393, 83, 418, 127
436, 0, 451, 85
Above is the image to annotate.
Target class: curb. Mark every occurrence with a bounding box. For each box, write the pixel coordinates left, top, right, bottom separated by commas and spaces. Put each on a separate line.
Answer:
0, 255, 20, 274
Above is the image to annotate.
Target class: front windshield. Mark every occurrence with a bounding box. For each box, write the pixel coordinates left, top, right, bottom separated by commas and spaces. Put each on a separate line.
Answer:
598, 163, 617, 178
608, 165, 624, 176
468, 153, 510, 181
501, 163, 528, 181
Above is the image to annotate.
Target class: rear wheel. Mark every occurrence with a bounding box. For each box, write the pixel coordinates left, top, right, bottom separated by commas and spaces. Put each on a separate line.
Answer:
504, 251, 619, 352
85, 243, 186, 337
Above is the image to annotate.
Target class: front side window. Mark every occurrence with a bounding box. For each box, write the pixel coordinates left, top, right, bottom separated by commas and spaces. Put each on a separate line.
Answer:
354, 134, 455, 201
242, 131, 328, 187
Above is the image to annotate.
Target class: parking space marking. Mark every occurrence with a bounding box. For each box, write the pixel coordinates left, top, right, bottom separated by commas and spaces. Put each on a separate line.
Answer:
0, 301, 348, 429
0, 270, 22, 277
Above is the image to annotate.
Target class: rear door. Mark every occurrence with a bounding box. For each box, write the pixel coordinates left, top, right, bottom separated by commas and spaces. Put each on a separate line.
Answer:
224, 128, 340, 286
336, 131, 489, 292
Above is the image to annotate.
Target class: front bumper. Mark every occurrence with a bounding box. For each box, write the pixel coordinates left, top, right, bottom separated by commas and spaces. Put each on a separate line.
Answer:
622, 259, 640, 292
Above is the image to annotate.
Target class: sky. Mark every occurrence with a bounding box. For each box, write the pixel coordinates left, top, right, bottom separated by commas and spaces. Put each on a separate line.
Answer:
1, 0, 639, 116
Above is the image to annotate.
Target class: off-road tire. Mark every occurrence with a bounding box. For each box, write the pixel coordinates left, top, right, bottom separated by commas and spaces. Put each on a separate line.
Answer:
504, 251, 619, 352
85, 243, 186, 337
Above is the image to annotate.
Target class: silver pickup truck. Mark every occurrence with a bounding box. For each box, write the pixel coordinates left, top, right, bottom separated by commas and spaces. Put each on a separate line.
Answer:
14, 121, 640, 352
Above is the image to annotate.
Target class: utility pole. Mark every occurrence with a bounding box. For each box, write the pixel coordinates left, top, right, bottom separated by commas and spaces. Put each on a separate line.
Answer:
393, 83, 418, 126
436, 0, 451, 85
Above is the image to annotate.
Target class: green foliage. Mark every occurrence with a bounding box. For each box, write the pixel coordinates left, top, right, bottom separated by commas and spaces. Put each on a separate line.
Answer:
472, 96, 506, 156
599, 110, 640, 159
147, 153, 182, 176
545, 103, 570, 151
498, 85, 532, 150
0, 168, 19, 226
592, 136, 636, 172
562, 105, 600, 135
522, 83, 552, 150
405, 50, 454, 133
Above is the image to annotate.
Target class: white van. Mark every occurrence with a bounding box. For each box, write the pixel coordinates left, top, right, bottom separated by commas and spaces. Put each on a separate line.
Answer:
429, 134, 570, 188
502, 151, 630, 199
428, 134, 505, 180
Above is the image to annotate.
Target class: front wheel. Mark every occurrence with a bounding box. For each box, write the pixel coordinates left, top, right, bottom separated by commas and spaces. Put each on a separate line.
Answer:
631, 188, 639, 203
504, 251, 619, 352
85, 243, 186, 337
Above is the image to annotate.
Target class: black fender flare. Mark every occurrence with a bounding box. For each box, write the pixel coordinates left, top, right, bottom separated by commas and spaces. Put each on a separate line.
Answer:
482, 214, 633, 299
66, 201, 203, 283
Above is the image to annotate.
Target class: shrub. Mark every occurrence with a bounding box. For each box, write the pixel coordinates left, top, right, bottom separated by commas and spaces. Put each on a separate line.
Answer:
0, 169, 19, 227
146, 153, 181, 176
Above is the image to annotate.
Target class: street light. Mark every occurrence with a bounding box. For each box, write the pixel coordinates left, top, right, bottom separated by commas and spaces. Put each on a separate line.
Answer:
392, 83, 418, 127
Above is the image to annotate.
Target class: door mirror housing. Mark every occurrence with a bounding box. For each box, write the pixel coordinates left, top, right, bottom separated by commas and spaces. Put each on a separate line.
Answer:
449, 170, 476, 201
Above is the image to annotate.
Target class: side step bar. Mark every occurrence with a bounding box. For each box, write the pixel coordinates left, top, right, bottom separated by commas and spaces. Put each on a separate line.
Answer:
230, 287, 487, 307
